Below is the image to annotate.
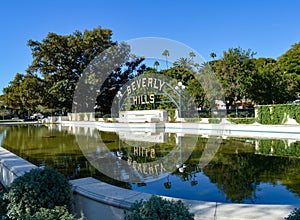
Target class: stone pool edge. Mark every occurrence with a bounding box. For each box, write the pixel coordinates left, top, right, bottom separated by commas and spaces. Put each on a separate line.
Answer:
0, 146, 298, 220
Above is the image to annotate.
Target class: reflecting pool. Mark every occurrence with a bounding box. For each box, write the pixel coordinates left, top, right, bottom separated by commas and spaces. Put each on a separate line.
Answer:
1, 124, 300, 204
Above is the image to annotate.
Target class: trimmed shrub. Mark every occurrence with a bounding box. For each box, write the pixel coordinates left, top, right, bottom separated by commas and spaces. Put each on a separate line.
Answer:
103, 114, 110, 122
124, 195, 194, 220
228, 118, 256, 124
167, 109, 176, 122
208, 118, 221, 124
256, 104, 300, 124
185, 118, 202, 123
4, 168, 72, 220
0, 190, 8, 218
20, 206, 84, 220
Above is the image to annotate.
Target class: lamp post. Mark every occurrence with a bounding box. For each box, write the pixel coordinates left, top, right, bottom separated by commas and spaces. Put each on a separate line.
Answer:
175, 82, 185, 118
116, 91, 123, 116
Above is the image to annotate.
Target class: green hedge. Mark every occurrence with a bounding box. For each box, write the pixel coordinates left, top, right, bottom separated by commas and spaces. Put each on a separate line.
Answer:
124, 195, 194, 220
208, 118, 222, 124
256, 104, 300, 125
3, 168, 73, 220
185, 118, 202, 122
228, 118, 256, 124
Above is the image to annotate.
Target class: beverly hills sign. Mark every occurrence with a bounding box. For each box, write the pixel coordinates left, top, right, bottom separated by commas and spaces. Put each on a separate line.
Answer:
126, 77, 166, 105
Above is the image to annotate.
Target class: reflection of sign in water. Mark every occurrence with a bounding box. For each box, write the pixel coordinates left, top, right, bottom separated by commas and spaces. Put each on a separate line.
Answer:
128, 159, 166, 176
73, 125, 198, 183
131, 146, 156, 158
118, 131, 168, 143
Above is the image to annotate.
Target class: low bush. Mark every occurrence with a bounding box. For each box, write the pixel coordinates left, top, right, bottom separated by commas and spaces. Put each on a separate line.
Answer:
0, 190, 8, 218
39, 206, 83, 220
4, 168, 72, 220
103, 114, 110, 122
124, 195, 194, 220
208, 118, 221, 124
228, 118, 256, 124
20, 206, 84, 220
185, 118, 202, 122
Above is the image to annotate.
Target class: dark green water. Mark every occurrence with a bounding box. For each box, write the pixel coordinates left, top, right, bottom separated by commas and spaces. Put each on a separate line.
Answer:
1, 124, 300, 204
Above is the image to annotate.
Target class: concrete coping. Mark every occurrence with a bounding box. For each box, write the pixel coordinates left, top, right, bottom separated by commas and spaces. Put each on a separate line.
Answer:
70, 177, 297, 220
0, 147, 37, 186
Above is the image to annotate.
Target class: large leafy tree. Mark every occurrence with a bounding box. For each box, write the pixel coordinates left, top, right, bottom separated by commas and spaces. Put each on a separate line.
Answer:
210, 47, 256, 105
95, 56, 147, 115
26, 27, 116, 113
277, 42, 300, 97
1, 73, 43, 114
249, 58, 292, 104
161, 67, 206, 111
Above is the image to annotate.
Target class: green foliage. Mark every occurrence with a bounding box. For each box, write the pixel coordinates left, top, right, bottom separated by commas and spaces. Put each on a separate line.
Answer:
4, 168, 72, 220
256, 104, 300, 124
103, 114, 110, 122
161, 67, 206, 110
124, 195, 194, 220
209, 47, 256, 105
20, 206, 84, 220
185, 118, 202, 122
1, 74, 44, 111
26, 28, 115, 112
285, 208, 300, 220
95, 56, 147, 115
208, 118, 221, 124
228, 118, 256, 124
249, 58, 292, 104
278, 42, 300, 96
0, 190, 8, 218
167, 109, 176, 122
256, 139, 300, 157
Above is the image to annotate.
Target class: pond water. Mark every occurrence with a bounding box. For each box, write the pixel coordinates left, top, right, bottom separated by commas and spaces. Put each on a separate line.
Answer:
1, 124, 300, 205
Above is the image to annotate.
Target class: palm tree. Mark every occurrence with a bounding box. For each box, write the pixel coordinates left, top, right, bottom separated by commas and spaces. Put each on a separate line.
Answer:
173, 57, 192, 69
153, 60, 160, 70
189, 51, 196, 63
210, 52, 217, 60
162, 49, 170, 69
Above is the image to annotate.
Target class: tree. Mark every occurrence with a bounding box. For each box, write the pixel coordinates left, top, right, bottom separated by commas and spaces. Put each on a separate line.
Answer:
26, 27, 116, 113
210, 52, 217, 60
153, 60, 160, 70
189, 51, 196, 62
161, 67, 206, 110
162, 49, 170, 69
1, 73, 43, 114
95, 56, 147, 115
173, 57, 192, 69
249, 58, 291, 104
209, 47, 256, 105
277, 42, 300, 96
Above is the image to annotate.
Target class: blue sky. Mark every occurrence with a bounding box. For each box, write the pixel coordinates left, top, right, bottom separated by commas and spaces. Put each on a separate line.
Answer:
1, 0, 300, 94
